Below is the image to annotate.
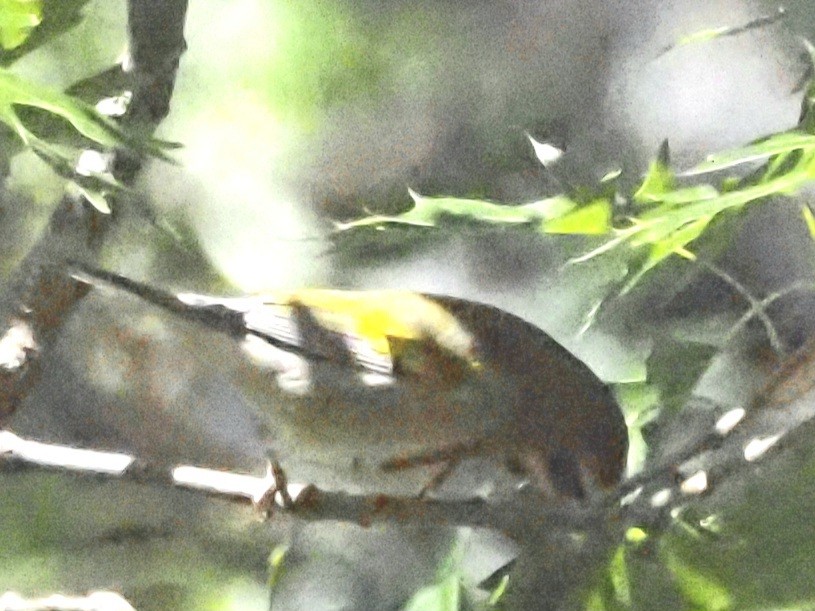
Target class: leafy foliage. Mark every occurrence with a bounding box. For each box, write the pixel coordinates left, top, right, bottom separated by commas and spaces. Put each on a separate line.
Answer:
0, 0, 180, 212
0, 0, 42, 51
0, 0, 91, 66
0, 67, 179, 211
335, 82, 815, 316
655, 7, 788, 58
0, 67, 176, 159
586, 532, 732, 611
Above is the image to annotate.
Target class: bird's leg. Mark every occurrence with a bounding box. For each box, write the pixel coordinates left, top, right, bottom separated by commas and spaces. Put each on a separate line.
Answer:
381, 438, 485, 498
254, 456, 295, 515
416, 456, 462, 499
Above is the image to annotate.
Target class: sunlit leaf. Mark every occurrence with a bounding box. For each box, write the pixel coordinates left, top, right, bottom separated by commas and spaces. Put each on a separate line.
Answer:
675, 26, 730, 47
487, 574, 509, 606
803, 204, 815, 240
625, 528, 649, 544
655, 184, 719, 206
569, 225, 640, 263
336, 76, 815, 312
621, 216, 710, 294
583, 542, 640, 611
267, 545, 289, 590
609, 545, 631, 607
404, 539, 467, 611
633, 140, 673, 204
334, 189, 578, 232
0, 67, 176, 158
0, 67, 178, 201
664, 550, 731, 611
544, 199, 612, 234
601, 167, 622, 183
403, 573, 461, 611
0, 0, 90, 66
612, 382, 659, 474
0, 0, 42, 50
683, 131, 815, 176
72, 184, 111, 214
524, 196, 579, 220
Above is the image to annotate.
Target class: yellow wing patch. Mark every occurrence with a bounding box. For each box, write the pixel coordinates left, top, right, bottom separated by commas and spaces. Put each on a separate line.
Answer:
267, 289, 478, 367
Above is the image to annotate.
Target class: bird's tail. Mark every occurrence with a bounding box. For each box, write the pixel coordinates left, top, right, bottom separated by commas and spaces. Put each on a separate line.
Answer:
67, 261, 248, 338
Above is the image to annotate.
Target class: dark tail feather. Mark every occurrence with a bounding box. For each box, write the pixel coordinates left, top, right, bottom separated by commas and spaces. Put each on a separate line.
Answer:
67, 262, 247, 338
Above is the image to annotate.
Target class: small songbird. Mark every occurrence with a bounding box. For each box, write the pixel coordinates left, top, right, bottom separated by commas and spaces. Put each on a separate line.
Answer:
70, 264, 628, 502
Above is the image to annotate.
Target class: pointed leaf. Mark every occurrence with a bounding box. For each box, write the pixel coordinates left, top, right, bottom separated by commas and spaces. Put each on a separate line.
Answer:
682, 131, 815, 176
620, 216, 710, 294
633, 140, 674, 204
657, 7, 786, 57
0, 67, 177, 162
544, 199, 612, 234
334, 190, 579, 232
403, 574, 461, 611
663, 550, 731, 611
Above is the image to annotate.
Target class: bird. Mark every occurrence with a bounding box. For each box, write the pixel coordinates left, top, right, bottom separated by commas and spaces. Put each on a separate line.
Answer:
69, 263, 628, 502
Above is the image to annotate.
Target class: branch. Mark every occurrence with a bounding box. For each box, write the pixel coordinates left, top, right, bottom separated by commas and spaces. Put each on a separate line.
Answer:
0, 0, 189, 426
0, 591, 136, 611
620, 334, 815, 527
0, 429, 608, 540
697, 258, 786, 355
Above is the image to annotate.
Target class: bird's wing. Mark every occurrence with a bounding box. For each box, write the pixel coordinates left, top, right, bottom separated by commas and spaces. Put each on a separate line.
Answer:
241, 289, 479, 376
71, 264, 479, 377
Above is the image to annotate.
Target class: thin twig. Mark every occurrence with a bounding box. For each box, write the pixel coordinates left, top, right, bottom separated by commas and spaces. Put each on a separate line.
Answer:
696, 258, 786, 355
724, 279, 815, 345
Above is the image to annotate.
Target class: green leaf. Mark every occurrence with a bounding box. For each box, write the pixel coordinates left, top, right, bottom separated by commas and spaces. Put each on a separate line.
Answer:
0, 67, 176, 157
0, 0, 42, 50
334, 189, 578, 232
633, 140, 674, 204
625, 527, 649, 544
607, 148, 815, 295
72, 184, 111, 214
655, 184, 719, 207
336, 78, 815, 309
403, 573, 461, 611
600, 167, 622, 183
612, 382, 659, 474
583, 543, 641, 611
800, 38, 815, 133
544, 199, 612, 234
0, 0, 91, 66
675, 26, 730, 46
486, 574, 509, 607
803, 204, 815, 240
0, 67, 177, 199
683, 131, 815, 176
267, 545, 289, 590
657, 7, 786, 58
569, 225, 641, 263
664, 550, 732, 611
646, 337, 719, 412
402, 535, 474, 611
609, 545, 632, 607
621, 215, 710, 294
